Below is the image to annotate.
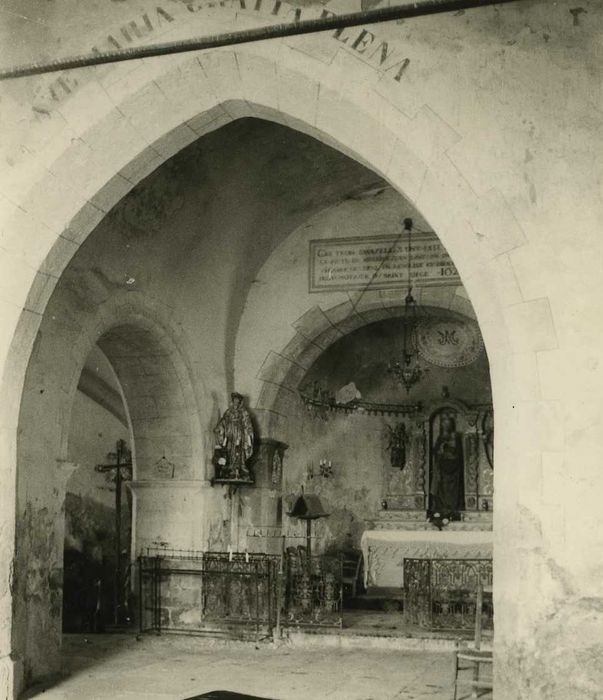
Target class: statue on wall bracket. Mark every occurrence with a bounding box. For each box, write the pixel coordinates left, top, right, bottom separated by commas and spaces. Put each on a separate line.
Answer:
386, 422, 408, 470
212, 392, 255, 485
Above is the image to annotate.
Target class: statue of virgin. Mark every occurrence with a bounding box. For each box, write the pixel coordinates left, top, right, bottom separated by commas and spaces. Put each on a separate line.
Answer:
430, 414, 465, 518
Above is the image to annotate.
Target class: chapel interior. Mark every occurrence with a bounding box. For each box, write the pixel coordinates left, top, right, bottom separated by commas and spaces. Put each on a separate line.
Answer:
16, 116, 495, 650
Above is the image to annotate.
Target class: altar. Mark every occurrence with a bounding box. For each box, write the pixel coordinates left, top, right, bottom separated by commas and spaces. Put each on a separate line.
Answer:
360, 528, 493, 588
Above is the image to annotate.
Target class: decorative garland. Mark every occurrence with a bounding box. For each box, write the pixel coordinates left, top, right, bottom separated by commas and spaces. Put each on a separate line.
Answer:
299, 392, 422, 417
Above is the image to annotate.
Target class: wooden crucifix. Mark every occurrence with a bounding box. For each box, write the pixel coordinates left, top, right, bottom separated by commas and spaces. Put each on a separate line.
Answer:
95, 439, 132, 626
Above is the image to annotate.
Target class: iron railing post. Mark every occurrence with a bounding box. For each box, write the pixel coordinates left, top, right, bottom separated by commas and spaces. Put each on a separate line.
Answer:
137, 555, 143, 635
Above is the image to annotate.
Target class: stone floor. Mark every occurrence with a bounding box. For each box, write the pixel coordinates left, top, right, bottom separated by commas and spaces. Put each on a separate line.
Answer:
342, 610, 493, 641
22, 634, 492, 700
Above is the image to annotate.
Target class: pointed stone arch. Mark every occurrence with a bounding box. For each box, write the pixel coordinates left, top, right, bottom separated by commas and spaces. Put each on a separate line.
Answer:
0, 32, 562, 700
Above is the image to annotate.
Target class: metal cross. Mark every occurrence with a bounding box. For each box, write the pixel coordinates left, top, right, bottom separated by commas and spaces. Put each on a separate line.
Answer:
96, 439, 132, 625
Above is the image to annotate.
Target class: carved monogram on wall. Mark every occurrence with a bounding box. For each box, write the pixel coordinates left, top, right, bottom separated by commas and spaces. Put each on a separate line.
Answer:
417, 318, 484, 368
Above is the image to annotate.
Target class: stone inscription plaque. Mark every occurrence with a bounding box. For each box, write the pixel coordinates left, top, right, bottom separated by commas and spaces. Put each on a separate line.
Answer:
309, 233, 460, 293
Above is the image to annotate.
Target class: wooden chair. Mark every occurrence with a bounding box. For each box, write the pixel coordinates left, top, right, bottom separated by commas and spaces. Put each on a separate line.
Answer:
452, 581, 493, 699
341, 550, 363, 599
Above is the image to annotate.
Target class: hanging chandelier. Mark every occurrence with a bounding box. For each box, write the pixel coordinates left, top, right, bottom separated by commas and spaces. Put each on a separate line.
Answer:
387, 218, 430, 393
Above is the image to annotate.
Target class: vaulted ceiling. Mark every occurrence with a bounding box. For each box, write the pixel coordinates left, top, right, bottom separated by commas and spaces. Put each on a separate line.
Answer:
62, 117, 426, 388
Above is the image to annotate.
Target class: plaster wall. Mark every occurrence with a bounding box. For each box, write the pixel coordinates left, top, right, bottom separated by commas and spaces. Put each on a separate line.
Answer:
0, 1, 602, 698
64, 389, 131, 632
68, 367, 129, 484
66, 389, 130, 545
235, 187, 477, 408
236, 200, 495, 547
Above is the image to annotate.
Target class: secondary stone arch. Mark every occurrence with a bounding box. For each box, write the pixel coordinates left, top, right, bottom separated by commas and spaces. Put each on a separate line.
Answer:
22, 291, 203, 470
253, 298, 482, 437
12, 290, 203, 683
248, 297, 494, 566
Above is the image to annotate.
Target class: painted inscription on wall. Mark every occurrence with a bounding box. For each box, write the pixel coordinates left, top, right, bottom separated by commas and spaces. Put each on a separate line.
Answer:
309, 233, 460, 293
32, 0, 411, 117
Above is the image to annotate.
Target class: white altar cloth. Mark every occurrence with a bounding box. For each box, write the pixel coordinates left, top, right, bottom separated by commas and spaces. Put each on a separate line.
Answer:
360, 529, 493, 588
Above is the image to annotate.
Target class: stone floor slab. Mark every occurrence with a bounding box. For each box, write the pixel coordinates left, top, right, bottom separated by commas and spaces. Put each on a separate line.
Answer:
21, 634, 492, 700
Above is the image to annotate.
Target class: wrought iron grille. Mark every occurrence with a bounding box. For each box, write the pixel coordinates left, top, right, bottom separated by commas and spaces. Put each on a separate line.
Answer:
137, 548, 343, 637
282, 549, 342, 628
403, 557, 493, 630
138, 551, 279, 640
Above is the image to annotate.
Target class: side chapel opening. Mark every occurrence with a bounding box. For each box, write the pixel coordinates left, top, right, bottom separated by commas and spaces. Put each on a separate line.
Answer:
63, 346, 132, 632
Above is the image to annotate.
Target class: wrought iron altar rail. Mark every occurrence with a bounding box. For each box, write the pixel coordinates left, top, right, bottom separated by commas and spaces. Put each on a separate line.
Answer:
137, 549, 343, 638
138, 551, 279, 640
403, 558, 493, 631
144, 546, 279, 561
282, 549, 342, 629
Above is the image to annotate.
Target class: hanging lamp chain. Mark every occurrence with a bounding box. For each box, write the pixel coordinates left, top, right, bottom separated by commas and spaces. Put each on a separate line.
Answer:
406, 217, 413, 302
387, 216, 429, 392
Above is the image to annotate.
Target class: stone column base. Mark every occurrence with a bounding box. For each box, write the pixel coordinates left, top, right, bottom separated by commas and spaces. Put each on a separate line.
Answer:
0, 653, 24, 700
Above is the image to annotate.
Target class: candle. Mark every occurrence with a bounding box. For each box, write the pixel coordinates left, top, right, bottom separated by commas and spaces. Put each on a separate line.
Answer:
228, 545, 233, 562
245, 550, 249, 563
